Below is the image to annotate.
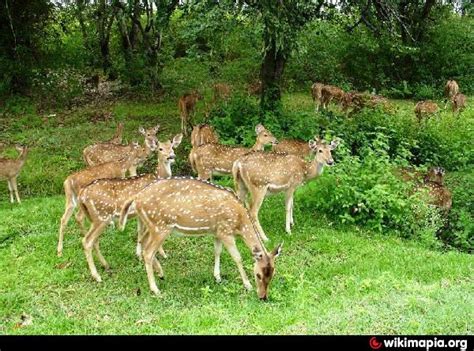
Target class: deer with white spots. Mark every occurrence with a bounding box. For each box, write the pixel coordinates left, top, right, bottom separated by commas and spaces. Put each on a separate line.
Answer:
0, 145, 28, 203
233, 137, 339, 240
272, 139, 312, 158
77, 134, 183, 282
83, 125, 159, 176
119, 177, 282, 300
189, 124, 278, 181
57, 143, 143, 257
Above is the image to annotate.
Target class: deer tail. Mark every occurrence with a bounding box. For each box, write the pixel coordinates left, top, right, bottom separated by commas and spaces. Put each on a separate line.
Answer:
119, 198, 136, 231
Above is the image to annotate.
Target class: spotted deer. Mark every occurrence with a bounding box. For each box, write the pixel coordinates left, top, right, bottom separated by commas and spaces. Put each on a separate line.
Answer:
417, 167, 452, 212
320, 85, 345, 110
190, 124, 219, 148
83, 125, 159, 176
77, 134, 183, 282
179, 90, 203, 136
233, 137, 339, 239
451, 93, 466, 113
57, 143, 143, 257
0, 145, 28, 203
272, 139, 311, 158
444, 80, 459, 107
189, 124, 277, 181
311, 82, 324, 111
118, 177, 282, 299
414, 100, 439, 122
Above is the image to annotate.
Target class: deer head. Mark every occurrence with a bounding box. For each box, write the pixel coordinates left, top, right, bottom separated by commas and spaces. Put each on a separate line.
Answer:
309, 137, 339, 166
255, 124, 278, 147
425, 166, 445, 185
157, 134, 183, 164
253, 243, 282, 300
139, 125, 160, 151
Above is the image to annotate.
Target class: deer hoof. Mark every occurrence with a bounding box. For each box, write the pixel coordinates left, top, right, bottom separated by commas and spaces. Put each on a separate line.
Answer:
214, 276, 222, 284
244, 282, 252, 291
93, 275, 102, 283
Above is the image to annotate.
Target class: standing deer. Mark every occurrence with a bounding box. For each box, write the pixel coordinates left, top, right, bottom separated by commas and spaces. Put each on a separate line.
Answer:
311, 82, 324, 112
320, 85, 345, 110
83, 125, 159, 176
119, 177, 282, 299
0, 145, 28, 203
233, 137, 339, 239
179, 90, 203, 136
78, 134, 183, 282
451, 93, 466, 113
189, 124, 277, 181
444, 80, 459, 107
190, 124, 219, 148
57, 143, 143, 257
414, 100, 439, 122
272, 139, 311, 158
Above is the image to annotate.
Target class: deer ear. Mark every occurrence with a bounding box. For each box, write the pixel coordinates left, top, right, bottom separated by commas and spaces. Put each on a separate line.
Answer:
153, 124, 160, 133
329, 138, 340, 150
271, 243, 283, 258
138, 127, 146, 135
253, 247, 264, 261
172, 133, 183, 147
255, 124, 265, 134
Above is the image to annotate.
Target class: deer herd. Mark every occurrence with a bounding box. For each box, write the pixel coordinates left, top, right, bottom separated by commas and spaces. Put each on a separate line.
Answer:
0, 80, 464, 300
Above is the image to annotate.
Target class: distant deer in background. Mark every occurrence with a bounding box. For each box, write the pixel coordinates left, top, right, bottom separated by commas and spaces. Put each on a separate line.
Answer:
451, 93, 466, 113
247, 80, 262, 96
213, 83, 231, 102
179, 90, 203, 136
320, 85, 345, 110
414, 100, 439, 122
0, 145, 28, 203
444, 80, 459, 108
311, 82, 324, 112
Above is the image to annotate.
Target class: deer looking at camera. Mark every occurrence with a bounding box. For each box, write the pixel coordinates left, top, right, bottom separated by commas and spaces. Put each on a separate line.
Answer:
77, 134, 183, 282
444, 80, 459, 107
233, 137, 340, 240
83, 125, 159, 176
311, 82, 324, 112
189, 124, 277, 181
119, 177, 282, 300
0, 145, 28, 203
179, 90, 203, 136
414, 100, 439, 122
57, 143, 143, 257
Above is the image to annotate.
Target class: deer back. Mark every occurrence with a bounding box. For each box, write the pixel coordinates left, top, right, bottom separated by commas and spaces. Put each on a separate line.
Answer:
272, 139, 311, 158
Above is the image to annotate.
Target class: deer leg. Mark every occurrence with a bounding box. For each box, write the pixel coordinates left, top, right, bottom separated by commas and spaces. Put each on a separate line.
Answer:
75, 208, 87, 236
213, 238, 223, 283
220, 235, 252, 291
142, 227, 170, 295
11, 177, 21, 203
58, 194, 77, 257
128, 165, 138, 177
82, 221, 107, 282
7, 179, 14, 203
94, 240, 110, 271
285, 189, 295, 234
249, 187, 269, 241
137, 220, 167, 260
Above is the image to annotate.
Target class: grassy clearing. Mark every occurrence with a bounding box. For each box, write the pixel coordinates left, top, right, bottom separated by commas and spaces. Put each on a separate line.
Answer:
0, 93, 473, 334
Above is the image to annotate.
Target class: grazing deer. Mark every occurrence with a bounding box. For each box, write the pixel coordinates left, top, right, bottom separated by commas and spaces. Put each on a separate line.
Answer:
414, 100, 439, 122
189, 124, 277, 181
451, 93, 466, 113
213, 83, 231, 102
0, 145, 28, 203
311, 82, 324, 111
83, 125, 159, 176
190, 124, 219, 148
417, 167, 452, 212
320, 85, 345, 110
342, 92, 390, 113
78, 134, 183, 282
57, 143, 142, 257
247, 80, 262, 96
119, 177, 282, 299
233, 137, 339, 239
272, 139, 311, 158
179, 90, 203, 136
444, 80, 459, 107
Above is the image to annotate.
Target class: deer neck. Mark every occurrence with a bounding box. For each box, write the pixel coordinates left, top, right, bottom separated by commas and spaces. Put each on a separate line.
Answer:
251, 139, 265, 151
17, 149, 28, 164
304, 158, 326, 181
240, 215, 268, 254
156, 160, 172, 178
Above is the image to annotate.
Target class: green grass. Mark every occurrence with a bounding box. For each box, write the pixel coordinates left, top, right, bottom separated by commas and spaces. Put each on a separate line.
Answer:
0, 93, 473, 334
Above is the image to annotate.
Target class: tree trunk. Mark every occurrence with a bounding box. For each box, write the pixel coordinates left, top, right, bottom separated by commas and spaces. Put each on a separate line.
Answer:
260, 37, 286, 114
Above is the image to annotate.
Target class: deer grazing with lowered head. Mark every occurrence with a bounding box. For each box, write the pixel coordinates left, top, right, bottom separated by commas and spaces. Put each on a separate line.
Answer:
320, 85, 345, 110
179, 90, 203, 136
119, 177, 282, 300
77, 134, 183, 282
83, 125, 159, 176
0, 145, 28, 203
444, 80, 459, 108
57, 143, 143, 257
233, 137, 339, 240
414, 100, 439, 122
189, 124, 278, 181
